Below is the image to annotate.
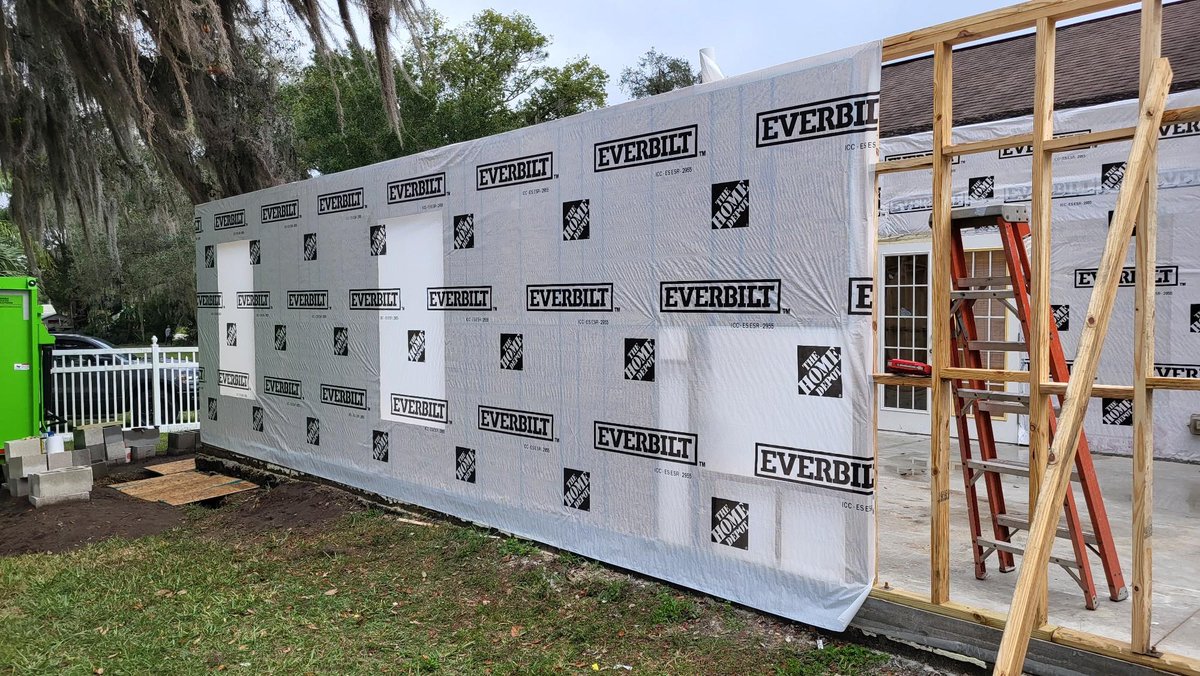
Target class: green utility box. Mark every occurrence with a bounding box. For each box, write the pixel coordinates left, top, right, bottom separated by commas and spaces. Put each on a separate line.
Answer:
0, 276, 56, 448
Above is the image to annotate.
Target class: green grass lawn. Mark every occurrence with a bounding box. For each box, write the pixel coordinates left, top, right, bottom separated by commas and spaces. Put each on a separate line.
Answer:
0, 489, 926, 675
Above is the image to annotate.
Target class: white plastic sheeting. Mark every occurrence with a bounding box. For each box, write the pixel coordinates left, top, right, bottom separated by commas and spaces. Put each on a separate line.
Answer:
880, 89, 1200, 462
194, 43, 881, 631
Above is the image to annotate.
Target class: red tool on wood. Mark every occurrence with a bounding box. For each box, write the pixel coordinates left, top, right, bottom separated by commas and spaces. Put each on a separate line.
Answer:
885, 358, 932, 376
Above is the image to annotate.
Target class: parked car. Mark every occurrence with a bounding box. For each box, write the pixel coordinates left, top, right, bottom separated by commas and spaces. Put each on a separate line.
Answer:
48, 333, 199, 427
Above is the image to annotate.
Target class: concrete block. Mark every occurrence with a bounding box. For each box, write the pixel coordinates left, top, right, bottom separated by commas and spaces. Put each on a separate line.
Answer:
90, 461, 109, 480
4, 436, 43, 459
71, 449, 92, 467
131, 445, 157, 461
168, 431, 198, 451
30, 466, 93, 498
30, 492, 91, 508
102, 425, 123, 445
47, 452, 73, 471
105, 444, 128, 464
6, 454, 47, 480
7, 478, 29, 497
73, 425, 105, 448
88, 444, 106, 463
123, 427, 159, 444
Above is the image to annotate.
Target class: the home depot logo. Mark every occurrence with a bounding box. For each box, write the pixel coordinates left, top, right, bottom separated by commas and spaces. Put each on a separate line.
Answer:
455, 447, 476, 483
387, 172, 446, 204
526, 283, 613, 311
711, 180, 749, 229
320, 384, 368, 410
1191, 304, 1200, 333
226, 322, 238, 346
263, 376, 302, 399
408, 330, 426, 362
660, 279, 781, 313
797, 345, 842, 398
1100, 162, 1126, 193
390, 394, 448, 423
563, 200, 590, 240
563, 468, 590, 511
286, 290, 330, 310
369, 225, 387, 256
274, 324, 287, 350
372, 430, 389, 462
968, 176, 995, 202
453, 214, 475, 249
249, 240, 261, 265
251, 405, 264, 432
306, 417, 320, 445
500, 333, 523, 371
624, 338, 655, 381
1053, 304, 1070, 331
427, 286, 492, 311
1073, 265, 1178, 288
476, 152, 553, 190
217, 370, 249, 390
207, 397, 218, 421
711, 498, 749, 550
594, 421, 697, 465
847, 277, 873, 315
236, 291, 271, 309
261, 199, 299, 223
317, 187, 365, 214
594, 125, 698, 171
333, 326, 349, 356
756, 92, 879, 147
755, 443, 875, 495
214, 208, 246, 230
302, 232, 318, 261
1101, 398, 1133, 426
204, 245, 215, 269
478, 405, 554, 441
349, 288, 401, 310
196, 292, 223, 309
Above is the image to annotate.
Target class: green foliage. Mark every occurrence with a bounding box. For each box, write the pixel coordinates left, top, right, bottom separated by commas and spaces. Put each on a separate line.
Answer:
650, 591, 700, 624
620, 48, 700, 99
498, 537, 540, 557
775, 644, 889, 676
287, 10, 608, 175
0, 219, 27, 274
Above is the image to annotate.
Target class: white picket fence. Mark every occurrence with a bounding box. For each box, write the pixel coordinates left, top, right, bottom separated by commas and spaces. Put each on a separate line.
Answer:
48, 337, 201, 433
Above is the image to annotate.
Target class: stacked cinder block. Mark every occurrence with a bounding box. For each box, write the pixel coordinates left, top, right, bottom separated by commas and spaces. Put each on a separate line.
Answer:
167, 430, 199, 455
29, 466, 92, 508
124, 427, 160, 461
4, 437, 46, 498
103, 424, 126, 464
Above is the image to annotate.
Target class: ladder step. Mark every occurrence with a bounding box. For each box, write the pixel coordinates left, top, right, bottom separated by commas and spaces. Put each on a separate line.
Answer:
976, 400, 1030, 415
956, 275, 1011, 287
967, 340, 1028, 352
956, 388, 1029, 403
976, 536, 1081, 569
964, 458, 1079, 481
995, 512, 1098, 546
951, 289, 1015, 300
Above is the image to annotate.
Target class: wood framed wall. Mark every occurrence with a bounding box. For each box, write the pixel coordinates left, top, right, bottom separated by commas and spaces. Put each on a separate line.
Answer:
870, 1, 1200, 673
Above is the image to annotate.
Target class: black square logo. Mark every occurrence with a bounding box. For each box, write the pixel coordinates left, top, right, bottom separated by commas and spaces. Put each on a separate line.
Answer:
624, 338, 655, 381
1052, 304, 1070, 332
306, 417, 321, 445
249, 239, 261, 265
1101, 398, 1133, 426
968, 175, 995, 202
370, 224, 387, 256
274, 324, 287, 351
797, 345, 842, 398
204, 245, 215, 269
562, 199, 590, 241
711, 497, 749, 550
408, 330, 426, 362
1191, 304, 1200, 333
847, 277, 873, 315
333, 327, 349, 356
251, 405, 264, 432
303, 232, 318, 261
1101, 162, 1126, 193
456, 447, 476, 484
500, 333, 523, 371
372, 430, 389, 462
226, 322, 237, 347
711, 180, 750, 229
207, 397, 218, 421
453, 214, 474, 250
563, 468, 590, 511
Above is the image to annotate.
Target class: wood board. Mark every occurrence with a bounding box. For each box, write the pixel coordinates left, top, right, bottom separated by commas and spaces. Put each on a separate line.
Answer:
111, 470, 256, 505
145, 458, 196, 475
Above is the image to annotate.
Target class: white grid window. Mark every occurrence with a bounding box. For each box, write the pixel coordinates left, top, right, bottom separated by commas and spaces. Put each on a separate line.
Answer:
883, 253, 928, 411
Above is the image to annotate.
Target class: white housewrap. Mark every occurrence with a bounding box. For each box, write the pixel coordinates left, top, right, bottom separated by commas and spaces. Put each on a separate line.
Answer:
880, 89, 1200, 462
195, 42, 881, 631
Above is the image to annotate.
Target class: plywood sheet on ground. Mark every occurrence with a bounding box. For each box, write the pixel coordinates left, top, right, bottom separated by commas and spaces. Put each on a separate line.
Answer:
145, 459, 196, 475
111, 471, 256, 505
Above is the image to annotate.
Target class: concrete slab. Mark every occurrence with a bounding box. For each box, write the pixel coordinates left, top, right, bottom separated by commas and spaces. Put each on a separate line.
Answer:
5, 454, 47, 480
46, 452, 73, 471
30, 466, 93, 498
29, 492, 90, 508
876, 431, 1200, 661
3, 437, 42, 459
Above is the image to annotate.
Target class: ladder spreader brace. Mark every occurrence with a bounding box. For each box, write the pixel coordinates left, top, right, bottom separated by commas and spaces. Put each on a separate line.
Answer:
941, 204, 1127, 610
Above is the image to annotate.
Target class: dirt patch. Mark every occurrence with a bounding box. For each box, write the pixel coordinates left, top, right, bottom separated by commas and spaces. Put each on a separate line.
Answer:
0, 485, 183, 556
211, 480, 360, 533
